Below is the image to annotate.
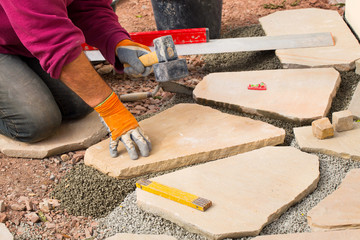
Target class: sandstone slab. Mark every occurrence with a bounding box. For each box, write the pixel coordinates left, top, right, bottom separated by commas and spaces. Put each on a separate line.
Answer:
252, 229, 360, 240
106, 233, 177, 240
85, 104, 285, 179
259, 8, 360, 71
137, 146, 319, 240
193, 68, 340, 124
332, 110, 353, 132
0, 111, 107, 159
307, 169, 360, 231
356, 59, 360, 75
348, 82, 360, 120
0, 223, 13, 240
312, 117, 334, 139
345, 0, 360, 40
294, 122, 360, 160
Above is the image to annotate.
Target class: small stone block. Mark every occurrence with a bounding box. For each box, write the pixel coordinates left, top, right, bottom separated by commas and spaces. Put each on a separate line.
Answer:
25, 212, 40, 223
10, 203, 25, 211
356, 59, 360, 75
312, 118, 334, 139
39, 201, 51, 213
332, 110, 353, 132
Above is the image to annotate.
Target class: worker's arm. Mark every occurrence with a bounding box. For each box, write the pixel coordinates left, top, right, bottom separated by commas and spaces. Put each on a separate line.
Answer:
68, 0, 152, 77
0, 0, 85, 79
68, 0, 129, 73
61, 51, 112, 107
61, 51, 151, 159
1, 0, 152, 158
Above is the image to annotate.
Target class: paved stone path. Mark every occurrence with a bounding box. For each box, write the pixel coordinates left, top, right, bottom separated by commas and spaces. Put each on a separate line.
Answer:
137, 146, 319, 240
0, 111, 107, 158
252, 229, 360, 240
193, 68, 340, 124
294, 122, 360, 160
307, 169, 360, 231
85, 104, 285, 179
259, 8, 360, 71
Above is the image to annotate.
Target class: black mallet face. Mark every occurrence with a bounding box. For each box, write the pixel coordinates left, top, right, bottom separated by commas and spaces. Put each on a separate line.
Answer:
152, 35, 189, 82
153, 59, 189, 82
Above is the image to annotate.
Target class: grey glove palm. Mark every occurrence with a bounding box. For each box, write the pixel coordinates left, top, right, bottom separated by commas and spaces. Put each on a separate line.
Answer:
116, 39, 152, 77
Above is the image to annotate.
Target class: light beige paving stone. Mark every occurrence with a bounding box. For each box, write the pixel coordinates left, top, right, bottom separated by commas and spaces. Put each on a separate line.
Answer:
307, 169, 360, 231
0, 111, 107, 159
332, 110, 353, 132
356, 59, 360, 75
85, 104, 285, 179
137, 146, 319, 240
312, 117, 334, 139
106, 233, 177, 240
348, 82, 360, 120
252, 229, 360, 240
193, 68, 340, 124
345, 0, 360, 40
259, 8, 360, 71
294, 122, 360, 160
0, 223, 13, 240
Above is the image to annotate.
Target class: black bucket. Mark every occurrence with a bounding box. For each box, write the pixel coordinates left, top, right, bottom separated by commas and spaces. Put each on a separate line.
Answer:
150, 0, 223, 39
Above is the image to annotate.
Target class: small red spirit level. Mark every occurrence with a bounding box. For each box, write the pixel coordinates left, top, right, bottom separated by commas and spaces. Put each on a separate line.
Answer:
248, 82, 267, 90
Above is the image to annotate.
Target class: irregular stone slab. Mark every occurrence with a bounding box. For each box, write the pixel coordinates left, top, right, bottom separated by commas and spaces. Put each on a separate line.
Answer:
85, 104, 285, 179
294, 122, 360, 160
137, 146, 319, 240
252, 229, 360, 240
307, 169, 360, 231
0, 111, 107, 159
348, 82, 360, 120
345, 0, 360, 40
0, 223, 13, 240
106, 233, 177, 240
259, 8, 360, 71
193, 68, 340, 124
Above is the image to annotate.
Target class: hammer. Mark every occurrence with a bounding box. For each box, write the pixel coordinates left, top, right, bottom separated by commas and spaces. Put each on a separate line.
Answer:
120, 35, 189, 102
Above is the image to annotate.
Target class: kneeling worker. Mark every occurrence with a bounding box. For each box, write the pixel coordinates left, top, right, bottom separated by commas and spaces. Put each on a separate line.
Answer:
0, 0, 152, 159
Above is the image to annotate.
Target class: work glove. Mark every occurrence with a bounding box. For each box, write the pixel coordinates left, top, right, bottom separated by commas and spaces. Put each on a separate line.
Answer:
94, 92, 152, 159
116, 39, 152, 77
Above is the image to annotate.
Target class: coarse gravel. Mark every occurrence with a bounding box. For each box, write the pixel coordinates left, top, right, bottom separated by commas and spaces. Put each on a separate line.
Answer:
51, 24, 360, 240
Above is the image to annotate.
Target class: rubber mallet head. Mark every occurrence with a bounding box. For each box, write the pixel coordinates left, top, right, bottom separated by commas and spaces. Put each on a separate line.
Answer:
152, 35, 189, 82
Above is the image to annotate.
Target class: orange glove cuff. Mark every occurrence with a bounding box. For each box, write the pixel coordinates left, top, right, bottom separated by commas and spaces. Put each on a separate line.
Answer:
116, 39, 151, 52
94, 92, 139, 140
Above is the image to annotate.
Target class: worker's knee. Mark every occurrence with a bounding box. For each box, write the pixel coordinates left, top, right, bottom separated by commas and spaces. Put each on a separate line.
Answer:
8, 110, 62, 143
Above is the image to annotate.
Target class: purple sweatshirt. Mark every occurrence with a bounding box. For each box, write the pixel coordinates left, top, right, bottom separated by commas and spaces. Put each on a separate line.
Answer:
0, 0, 130, 78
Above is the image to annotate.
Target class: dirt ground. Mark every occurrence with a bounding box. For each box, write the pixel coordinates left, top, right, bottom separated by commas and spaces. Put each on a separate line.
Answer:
0, 0, 346, 239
